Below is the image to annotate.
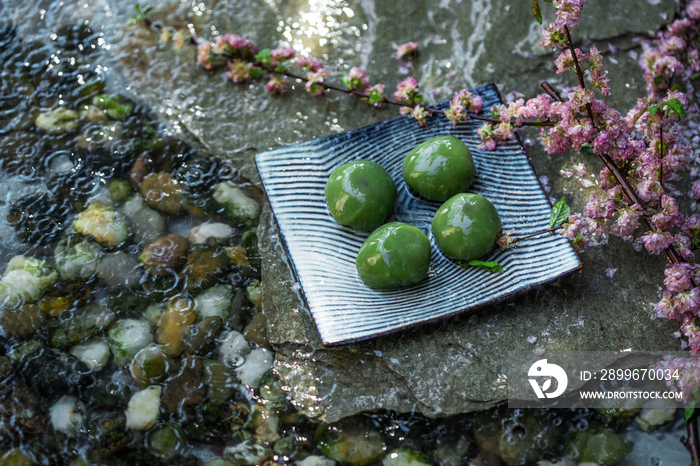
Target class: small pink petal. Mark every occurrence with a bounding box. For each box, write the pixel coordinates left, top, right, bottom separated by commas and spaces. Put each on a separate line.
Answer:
604, 268, 617, 278
560, 170, 573, 178
534, 347, 546, 356
574, 163, 586, 177
526, 336, 538, 344
577, 316, 585, 325
580, 179, 595, 188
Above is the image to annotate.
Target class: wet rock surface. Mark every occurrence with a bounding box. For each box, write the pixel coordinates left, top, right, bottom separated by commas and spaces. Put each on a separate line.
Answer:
0, 0, 692, 463
246, 1, 681, 422
0, 0, 674, 424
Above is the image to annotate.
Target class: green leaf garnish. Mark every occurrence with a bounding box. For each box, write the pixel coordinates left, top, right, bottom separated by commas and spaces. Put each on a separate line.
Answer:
692, 72, 700, 80
254, 49, 271, 60
254, 48, 272, 66
532, 0, 543, 24
649, 99, 686, 119
128, 3, 152, 26
581, 142, 595, 155
458, 260, 505, 274
666, 98, 686, 119
686, 402, 696, 423
549, 196, 570, 229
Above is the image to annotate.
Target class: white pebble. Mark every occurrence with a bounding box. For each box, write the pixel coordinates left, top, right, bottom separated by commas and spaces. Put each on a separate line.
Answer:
236, 348, 274, 388
125, 385, 162, 430
296, 456, 337, 466
218, 331, 251, 368
49, 395, 84, 435
635, 399, 678, 431
69, 338, 111, 371
189, 222, 234, 245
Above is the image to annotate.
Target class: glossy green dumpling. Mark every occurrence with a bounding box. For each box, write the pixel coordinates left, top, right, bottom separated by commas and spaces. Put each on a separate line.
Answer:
402, 136, 475, 201
356, 222, 431, 290
325, 161, 396, 231
432, 193, 501, 261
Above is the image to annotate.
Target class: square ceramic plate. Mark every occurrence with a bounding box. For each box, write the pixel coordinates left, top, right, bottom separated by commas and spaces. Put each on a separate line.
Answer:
255, 83, 581, 346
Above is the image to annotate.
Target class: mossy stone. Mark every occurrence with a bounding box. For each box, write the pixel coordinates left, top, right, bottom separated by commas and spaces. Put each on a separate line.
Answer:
146, 423, 186, 460
355, 222, 431, 290
432, 193, 501, 261
325, 161, 396, 231
402, 136, 475, 201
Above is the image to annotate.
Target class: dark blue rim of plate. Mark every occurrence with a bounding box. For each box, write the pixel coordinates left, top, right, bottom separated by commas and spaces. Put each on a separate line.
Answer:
255, 82, 582, 346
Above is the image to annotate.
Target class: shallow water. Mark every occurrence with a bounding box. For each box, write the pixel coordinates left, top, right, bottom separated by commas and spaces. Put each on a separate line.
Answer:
0, 0, 694, 464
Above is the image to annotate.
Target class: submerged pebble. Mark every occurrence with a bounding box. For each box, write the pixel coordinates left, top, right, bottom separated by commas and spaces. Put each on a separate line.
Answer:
223, 441, 271, 465
146, 423, 187, 460
47, 304, 115, 348
203, 359, 238, 406
236, 348, 274, 389
129, 343, 176, 388
194, 284, 234, 320
69, 338, 110, 371
156, 296, 197, 358
296, 456, 336, 466
120, 194, 166, 245
564, 423, 634, 465
96, 251, 141, 288
179, 246, 230, 291
161, 354, 207, 412
315, 417, 386, 466
382, 448, 431, 466
140, 172, 183, 215
218, 330, 251, 367
54, 234, 102, 279
35, 108, 79, 134
0, 255, 57, 307
0, 304, 44, 337
49, 395, 84, 435
635, 399, 677, 430
212, 181, 261, 221
109, 318, 154, 367
189, 221, 234, 245
139, 233, 189, 276
73, 204, 129, 247
125, 385, 162, 430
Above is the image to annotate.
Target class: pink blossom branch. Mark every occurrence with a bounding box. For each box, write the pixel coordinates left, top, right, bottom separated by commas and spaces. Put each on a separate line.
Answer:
559, 28, 686, 267
142, 18, 555, 128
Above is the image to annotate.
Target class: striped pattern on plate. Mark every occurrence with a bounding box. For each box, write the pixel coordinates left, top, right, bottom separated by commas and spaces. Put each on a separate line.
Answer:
255, 83, 581, 346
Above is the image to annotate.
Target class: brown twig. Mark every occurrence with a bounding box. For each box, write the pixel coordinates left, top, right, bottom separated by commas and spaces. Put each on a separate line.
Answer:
540, 81, 563, 102
486, 226, 563, 256
564, 26, 596, 124
684, 410, 700, 466
510, 225, 563, 245
660, 126, 664, 185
